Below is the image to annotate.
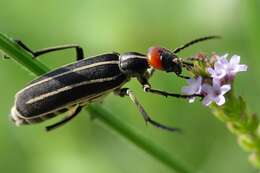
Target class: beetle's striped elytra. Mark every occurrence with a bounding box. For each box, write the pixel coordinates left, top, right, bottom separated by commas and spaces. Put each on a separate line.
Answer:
18, 60, 120, 94
10, 36, 220, 131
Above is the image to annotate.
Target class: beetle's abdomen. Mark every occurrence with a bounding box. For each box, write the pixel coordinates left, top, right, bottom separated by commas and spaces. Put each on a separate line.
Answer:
11, 53, 128, 125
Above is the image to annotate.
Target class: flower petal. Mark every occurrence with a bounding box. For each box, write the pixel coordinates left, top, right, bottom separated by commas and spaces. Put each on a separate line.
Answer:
196, 76, 202, 84
181, 86, 194, 95
188, 97, 196, 103
222, 54, 229, 59
202, 96, 212, 106
220, 84, 231, 95
215, 95, 225, 106
182, 77, 202, 96
187, 78, 195, 85
218, 54, 229, 64
216, 68, 226, 78
230, 55, 240, 65
212, 79, 221, 88
194, 78, 202, 93
202, 84, 213, 94
207, 67, 215, 76
238, 64, 248, 72
214, 62, 225, 70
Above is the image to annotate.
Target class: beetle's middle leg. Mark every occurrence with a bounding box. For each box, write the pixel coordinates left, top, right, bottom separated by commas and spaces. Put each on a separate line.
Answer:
115, 88, 180, 132
15, 40, 84, 61
45, 105, 82, 131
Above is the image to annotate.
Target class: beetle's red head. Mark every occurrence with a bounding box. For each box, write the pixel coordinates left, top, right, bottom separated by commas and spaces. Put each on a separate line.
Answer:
147, 47, 182, 75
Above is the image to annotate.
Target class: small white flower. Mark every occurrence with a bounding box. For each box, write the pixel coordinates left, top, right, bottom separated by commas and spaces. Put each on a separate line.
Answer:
210, 54, 248, 81
201, 80, 231, 106
225, 55, 247, 75
207, 67, 226, 79
181, 76, 202, 103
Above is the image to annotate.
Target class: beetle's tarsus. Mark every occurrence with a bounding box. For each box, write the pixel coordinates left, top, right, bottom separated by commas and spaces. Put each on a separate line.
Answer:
146, 117, 181, 132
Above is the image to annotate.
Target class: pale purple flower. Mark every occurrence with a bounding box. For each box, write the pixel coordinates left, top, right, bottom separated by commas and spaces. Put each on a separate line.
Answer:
223, 55, 247, 75
181, 76, 202, 103
207, 54, 228, 79
207, 67, 226, 79
208, 54, 248, 82
201, 80, 231, 106
181, 53, 246, 107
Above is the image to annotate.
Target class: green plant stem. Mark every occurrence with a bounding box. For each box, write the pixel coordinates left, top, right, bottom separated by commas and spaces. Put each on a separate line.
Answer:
0, 34, 48, 75
0, 33, 195, 173
210, 88, 260, 168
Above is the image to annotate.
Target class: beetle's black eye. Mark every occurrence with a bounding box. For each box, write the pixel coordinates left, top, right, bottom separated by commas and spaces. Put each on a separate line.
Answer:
161, 51, 182, 74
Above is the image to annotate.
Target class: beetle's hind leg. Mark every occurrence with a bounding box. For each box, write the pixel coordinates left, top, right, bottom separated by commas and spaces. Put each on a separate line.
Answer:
14, 39, 84, 61
46, 105, 82, 131
115, 88, 180, 132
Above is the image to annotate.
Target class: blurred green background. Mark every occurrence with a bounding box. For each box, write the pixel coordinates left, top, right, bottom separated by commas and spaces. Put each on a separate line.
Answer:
0, 0, 259, 173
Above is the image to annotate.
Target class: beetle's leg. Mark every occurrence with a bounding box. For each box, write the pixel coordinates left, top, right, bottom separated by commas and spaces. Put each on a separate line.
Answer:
143, 68, 155, 80
137, 77, 202, 99
176, 74, 190, 79
45, 105, 82, 131
144, 85, 202, 98
181, 61, 194, 71
15, 40, 84, 61
115, 88, 180, 132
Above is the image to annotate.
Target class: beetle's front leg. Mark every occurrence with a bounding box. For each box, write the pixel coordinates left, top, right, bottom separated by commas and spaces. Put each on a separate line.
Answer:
176, 74, 190, 79
143, 85, 202, 98
138, 76, 202, 99
114, 88, 180, 132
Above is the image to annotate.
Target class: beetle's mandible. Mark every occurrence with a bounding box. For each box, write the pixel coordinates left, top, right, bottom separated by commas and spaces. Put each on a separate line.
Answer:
10, 36, 220, 131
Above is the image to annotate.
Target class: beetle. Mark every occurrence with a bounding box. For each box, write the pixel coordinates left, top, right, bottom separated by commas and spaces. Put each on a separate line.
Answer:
10, 36, 219, 131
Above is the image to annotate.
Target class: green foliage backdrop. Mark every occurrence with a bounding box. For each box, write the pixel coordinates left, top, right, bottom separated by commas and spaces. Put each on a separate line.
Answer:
0, 1, 259, 173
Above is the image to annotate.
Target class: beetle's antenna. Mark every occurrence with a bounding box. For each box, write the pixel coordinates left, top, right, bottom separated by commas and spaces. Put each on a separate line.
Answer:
173, 36, 221, 54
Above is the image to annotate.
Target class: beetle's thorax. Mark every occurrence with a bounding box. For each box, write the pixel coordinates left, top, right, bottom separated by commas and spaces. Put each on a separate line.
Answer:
119, 52, 149, 77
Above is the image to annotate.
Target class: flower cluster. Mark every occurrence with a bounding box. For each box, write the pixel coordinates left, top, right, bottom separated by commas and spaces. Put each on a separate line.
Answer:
182, 54, 247, 106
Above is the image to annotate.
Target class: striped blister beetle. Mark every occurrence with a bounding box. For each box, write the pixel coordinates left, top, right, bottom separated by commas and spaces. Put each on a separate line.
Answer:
11, 36, 219, 131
